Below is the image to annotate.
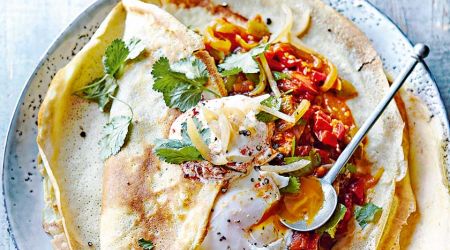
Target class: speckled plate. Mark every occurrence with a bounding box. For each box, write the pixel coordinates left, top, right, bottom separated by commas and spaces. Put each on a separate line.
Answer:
2, 0, 449, 249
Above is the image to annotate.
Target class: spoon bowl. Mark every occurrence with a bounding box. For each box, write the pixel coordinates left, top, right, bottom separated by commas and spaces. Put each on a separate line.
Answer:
280, 179, 337, 231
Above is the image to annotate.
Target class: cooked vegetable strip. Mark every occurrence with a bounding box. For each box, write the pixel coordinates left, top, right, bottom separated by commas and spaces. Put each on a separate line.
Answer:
296, 9, 312, 38
292, 99, 311, 123
187, 117, 212, 161
320, 60, 338, 91
260, 159, 310, 173
271, 4, 293, 43
259, 105, 294, 123
260, 53, 281, 97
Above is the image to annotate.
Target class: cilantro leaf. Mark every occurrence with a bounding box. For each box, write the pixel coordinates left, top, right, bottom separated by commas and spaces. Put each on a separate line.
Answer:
103, 39, 129, 76
75, 38, 144, 111
280, 176, 300, 193
138, 238, 154, 250
152, 56, 215, 111
355, 202, 382, 229
170, 56, 209, 81
126, 38, 145, 60
340, 163, 357, 174
256, 95, 281, 122
219, 43, 268, 75
153, 139, 203, 164
75, 75, 118, 112
168, 85, 203, 112
99, 116, 132, 159
317, 204, 347, 238
273, 71, 291, 81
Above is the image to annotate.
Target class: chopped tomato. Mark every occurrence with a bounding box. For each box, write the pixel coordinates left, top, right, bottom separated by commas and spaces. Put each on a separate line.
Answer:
290, 231, 320, 250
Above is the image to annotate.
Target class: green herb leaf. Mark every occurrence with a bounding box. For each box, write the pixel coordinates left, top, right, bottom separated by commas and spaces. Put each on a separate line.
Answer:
138, 238, 154, 250
219, 43, 269, 75
280, 176, 300, 194
291, 139, 296, 157
74, 75, 118, 112
273, 71, 291, 81
181, 117, 210, 144
256, 95, 282, 122
340, 163, 357, 174
154, 139, 203, 164
75, 38, 144, 111
103, 39, 130, 76
152, 57, 212, 111
170, 56, 209, 81
99, 116, 132, 159
355, 202, 382, 229
317, 204, 347, 238
126, 38, 145, 61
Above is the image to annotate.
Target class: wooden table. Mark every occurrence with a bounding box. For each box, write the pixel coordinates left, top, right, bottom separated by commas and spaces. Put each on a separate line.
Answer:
0, 0, 449, 248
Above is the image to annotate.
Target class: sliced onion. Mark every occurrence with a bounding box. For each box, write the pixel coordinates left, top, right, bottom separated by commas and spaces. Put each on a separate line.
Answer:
292, 99, 311, 123
260, 159, 310, 174
260, 53, 281, 97
260, 171, 290, 188
218, 114, 232, 151
296, 9, 312, 38
187, 117, 211, 161
320, 60, 338, 92
270, 4, 293, 43
259, 105, 295, 123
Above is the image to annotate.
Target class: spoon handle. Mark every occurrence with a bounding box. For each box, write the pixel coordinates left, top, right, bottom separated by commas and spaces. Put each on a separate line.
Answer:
322, 43, 430, 185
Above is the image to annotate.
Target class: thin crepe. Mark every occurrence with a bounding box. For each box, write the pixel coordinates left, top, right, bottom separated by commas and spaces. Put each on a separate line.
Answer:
38, 0, 222, 249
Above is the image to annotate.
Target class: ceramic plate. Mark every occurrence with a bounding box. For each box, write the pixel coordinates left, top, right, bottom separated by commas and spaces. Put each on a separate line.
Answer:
2, 0, 449, 249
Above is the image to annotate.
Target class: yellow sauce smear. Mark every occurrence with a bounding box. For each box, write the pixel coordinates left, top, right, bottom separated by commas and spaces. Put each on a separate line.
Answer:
279, 177, 324, 225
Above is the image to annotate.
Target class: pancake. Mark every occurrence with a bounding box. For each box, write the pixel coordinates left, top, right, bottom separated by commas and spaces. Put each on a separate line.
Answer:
37, 0, 449, 249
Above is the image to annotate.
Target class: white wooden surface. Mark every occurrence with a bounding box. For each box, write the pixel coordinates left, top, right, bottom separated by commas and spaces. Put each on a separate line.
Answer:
0, 0, 449, 249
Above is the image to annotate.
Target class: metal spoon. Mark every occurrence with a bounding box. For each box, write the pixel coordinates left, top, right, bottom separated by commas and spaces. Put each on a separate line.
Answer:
281, 43, 430, 231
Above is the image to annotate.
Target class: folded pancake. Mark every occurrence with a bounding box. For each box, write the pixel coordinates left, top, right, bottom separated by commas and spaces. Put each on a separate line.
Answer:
160, 0, 407, 248
38, 0, 223, 249
37, 4, 127, 248
100, 0, 224, 249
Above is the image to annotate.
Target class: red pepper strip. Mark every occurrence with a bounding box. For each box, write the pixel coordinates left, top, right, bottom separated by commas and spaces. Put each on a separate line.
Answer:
311, 70, 327, 84
290, 231, 320, 250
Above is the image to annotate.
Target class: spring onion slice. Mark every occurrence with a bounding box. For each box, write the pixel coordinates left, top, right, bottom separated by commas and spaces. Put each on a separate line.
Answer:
260, 53, 281, 97
260, 159, 311, 174
259, 105, 295, 123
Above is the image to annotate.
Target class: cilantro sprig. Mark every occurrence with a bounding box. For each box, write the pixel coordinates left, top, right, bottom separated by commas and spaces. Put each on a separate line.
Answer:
219, 43, 269, 76
138, 238, 154, 250
74, 38, 145, 159
152, 56, 220, 112
280, 176, 300, 194
75, 38, 145, 111
100, 115, 132, 159
317, 203, 347, 238
355, 202, 382, 229
154, 117, 210, 164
